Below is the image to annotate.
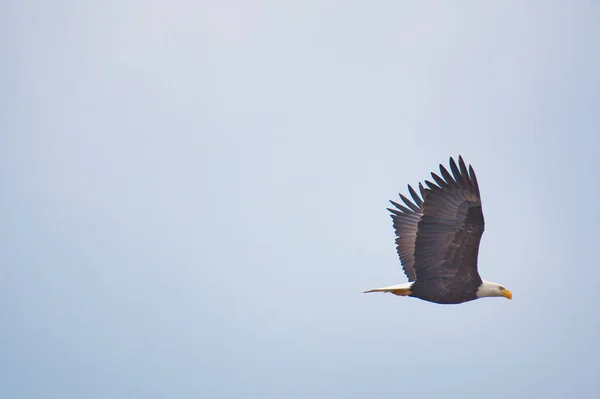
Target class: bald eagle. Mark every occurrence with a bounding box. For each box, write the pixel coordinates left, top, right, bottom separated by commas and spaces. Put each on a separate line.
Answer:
364, 156, 512, 304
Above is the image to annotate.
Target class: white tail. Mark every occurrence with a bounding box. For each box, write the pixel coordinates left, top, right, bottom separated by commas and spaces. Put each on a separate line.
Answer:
363, 282, 413, 296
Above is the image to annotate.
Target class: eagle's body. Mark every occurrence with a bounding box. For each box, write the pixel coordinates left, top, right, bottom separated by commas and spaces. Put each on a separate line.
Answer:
365, 156, 512, 304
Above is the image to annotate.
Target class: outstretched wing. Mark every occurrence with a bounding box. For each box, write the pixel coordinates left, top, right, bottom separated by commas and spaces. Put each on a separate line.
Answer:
387, 156, 484, 283
387, 184, 425, 282
413, 156, 484, 282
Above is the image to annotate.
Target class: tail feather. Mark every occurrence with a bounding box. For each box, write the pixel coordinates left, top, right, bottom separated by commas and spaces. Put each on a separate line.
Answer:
363, 282, 413, 296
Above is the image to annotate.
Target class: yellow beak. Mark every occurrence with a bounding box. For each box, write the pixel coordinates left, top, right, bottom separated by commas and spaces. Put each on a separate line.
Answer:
501, 288, 513, 300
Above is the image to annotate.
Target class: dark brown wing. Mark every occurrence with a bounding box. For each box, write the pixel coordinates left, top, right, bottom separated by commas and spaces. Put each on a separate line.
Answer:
387, 183, 426, 282
413, 156, 484, 282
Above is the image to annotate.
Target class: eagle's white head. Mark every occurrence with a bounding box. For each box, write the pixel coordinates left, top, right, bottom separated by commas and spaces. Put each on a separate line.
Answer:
476, 280, 513, 300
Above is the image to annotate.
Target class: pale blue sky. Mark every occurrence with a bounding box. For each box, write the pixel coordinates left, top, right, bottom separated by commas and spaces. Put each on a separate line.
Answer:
2, 1, 600, 398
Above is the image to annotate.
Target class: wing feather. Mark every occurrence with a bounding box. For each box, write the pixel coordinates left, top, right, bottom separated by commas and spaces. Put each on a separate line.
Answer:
425, 180, 441, 191
399, 193, 421, 212
389, 200, 413, 214
458, 156, 470, 186
412, 156, 485, 283
386, 156, 485, 285
439, 164, 457, 188
449, 157, 462, 183
431, 172, 449, 189
388, 185, 425, 282
408, 185, 423, 207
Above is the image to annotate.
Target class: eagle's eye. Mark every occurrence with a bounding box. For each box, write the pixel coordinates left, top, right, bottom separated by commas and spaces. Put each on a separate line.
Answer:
499, 286, 505, 291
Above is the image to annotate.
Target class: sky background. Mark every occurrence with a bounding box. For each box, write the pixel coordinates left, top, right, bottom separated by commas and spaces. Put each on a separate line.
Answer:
2, 1, 600, 398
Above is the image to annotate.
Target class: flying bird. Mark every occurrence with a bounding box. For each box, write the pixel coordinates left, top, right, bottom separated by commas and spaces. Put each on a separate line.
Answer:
364, 156, 512, 304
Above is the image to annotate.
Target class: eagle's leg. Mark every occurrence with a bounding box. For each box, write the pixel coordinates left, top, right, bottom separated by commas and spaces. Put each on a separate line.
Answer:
389, 288, 412, 296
